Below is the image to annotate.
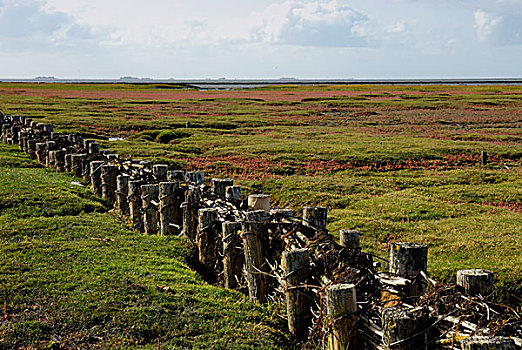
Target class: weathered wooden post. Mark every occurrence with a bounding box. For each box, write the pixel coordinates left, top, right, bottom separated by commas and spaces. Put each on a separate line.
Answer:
186, 171, 205, 185
390, 242, 428, 297
35, 143, 45, 164
222, 221, 242, 289
89, 161, 104, 196
141, 184, 159, 235
457, 269, 494, 296
27, 139, 37, 159
242, 221, 268, 303
225, 185, 242, 201
248, 194, 270, 213
326, 284, 357, 350
246, 210, 268, 222
71, 154, 87, 177
382, 307, 430, 350
55, 150, 66, 172
65, 154, 72, 172
167, 170, 185, 181
47, 150, 57, 169
212, 178, 234, 197
282, 249, 312, 340
340, 230, 360, 251
153, 164, 168, 181
303, 206, 327, 229
159, 181, 180, 236
197, 208, 220, 272
460, 336, 516, 350
89, 142, 100, 155
182, 187, 200, 242
101, 164, 118, 205
116, 174, 130, 215
481, 151, 488, 166
45, 141, 56, 167
128, 180, 143, 231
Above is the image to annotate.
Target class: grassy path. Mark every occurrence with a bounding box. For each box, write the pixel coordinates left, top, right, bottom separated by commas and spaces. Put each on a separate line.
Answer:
0, 144, 288, 349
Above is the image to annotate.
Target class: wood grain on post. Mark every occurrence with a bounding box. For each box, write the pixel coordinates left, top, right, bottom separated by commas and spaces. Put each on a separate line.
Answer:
89, 161, 104, 196
153, 164, 168, 181
212, 178, 234, 197
197, 208, 220, 273
101, 164, 118, 205
460, 336, 516, 350
382, 307, 429, 350
225, 185, 242, 201
71, 154, 87, 177
303, 206, 327, 229
248, 194, 270, 213
282, 249, 312, 340
186, 171, 205, 185
64, 153, 72, 172
222, 221, 242, 289
457, 269, 494, 296
242, 221, 268, 303
340, 230, 360, 250
159, 181, 180, 236
182, 187, 200, 242
128, 180, 143, 231
389, 242, 428, 277
141, 184, 159, 235
116, 175, 130, 215
326, 283, 357, 350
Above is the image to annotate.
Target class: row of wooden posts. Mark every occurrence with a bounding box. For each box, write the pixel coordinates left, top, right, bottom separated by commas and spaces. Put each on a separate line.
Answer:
0, 112, 517, 350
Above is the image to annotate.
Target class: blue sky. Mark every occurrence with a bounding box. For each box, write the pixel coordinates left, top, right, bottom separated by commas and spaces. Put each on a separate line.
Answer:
1, 0, 521, 79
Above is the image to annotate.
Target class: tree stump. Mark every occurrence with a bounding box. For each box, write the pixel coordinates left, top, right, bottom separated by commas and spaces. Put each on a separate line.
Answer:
153, 164, 168, 181
382, 307, 430, 350
159, 181, 180, 236
101, 164, 118, 205
225, 185, 242, 201
460, 336, 516, 350
282, 249, 312, 340
197, 208, 220, 273
457, 269, 494, 296
141, 184, 159, 235
116, 175, 130, 215
89, 161, 104, 196
248, 194, 270, 213
128, 180, 143, 231
182, 187, 200, 242
222, 221, 242, 289
242, 221, 268, 303
167, 170, 185, 181
340, 230, 360, 251
212, 178, 234, 197
303, 206, 327, 229
186, 171, 205, 185
326, 283, 357, 350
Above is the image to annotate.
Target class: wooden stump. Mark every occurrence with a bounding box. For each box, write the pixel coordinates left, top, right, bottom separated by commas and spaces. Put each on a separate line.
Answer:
212, 178, 234, 197
186, 171, 205, 185
89, 161, 104, 196
282, 249, 312, 340
141, 184, 159, 235
159, 181, 180, 236
242, 221, 268, 303
222, 221, 242, 289
182, 187, 200, 242
167, 170, 185, 181
326, 283, 357, 350
225, 185, 242, 201
460, 336, 516, 350
382, 307, 430, 350
457, 269, 494, 296
116, 175, 130, 215
128, 180, 143, 231
389, 242, 428, 277
197, 208, 220, 272
101, 164, 118, 205
71, 154, 87, 177
248, 194, 270, 213
303, 206, 327, 229
153, 164, 169, 181
340, 230, 360, 250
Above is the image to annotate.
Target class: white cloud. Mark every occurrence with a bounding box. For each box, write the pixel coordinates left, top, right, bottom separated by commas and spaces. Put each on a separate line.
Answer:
474, 9, 522, 45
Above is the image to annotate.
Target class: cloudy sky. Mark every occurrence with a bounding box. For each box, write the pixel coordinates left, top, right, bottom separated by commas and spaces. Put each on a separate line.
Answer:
1, 0, 521, 79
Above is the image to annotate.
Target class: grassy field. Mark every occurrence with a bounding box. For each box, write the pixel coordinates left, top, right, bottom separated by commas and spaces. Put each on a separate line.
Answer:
0, 143, 288, 349
1, 82, 520, 292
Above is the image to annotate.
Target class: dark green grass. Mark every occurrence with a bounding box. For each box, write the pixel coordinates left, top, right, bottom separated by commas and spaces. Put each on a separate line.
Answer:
0, 144, 288, 349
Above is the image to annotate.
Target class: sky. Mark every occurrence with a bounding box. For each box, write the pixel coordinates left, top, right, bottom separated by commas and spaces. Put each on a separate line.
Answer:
0, 0, 521, 79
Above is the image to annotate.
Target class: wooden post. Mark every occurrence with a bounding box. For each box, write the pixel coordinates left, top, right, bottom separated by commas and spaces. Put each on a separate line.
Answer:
89, 161, 104, 196
128, 180, 143, 231
212, 178, 234, 197
246, 210, 268, 222
282, 249, 312, 340
389, 242, 428, 277
225, 185, 242, 201
340, 230, 360, 250
182, 187, 200, 242
382, 307, 430, 350
55, 150, 65, 172
241, 221, 268, 303
27, 139, 37, 159
89, 142, 100, 155
303, 206, 327, 229
460, 336, 516, 350
47, 150, 57, 169
457, 269, 494, 296
65, 153, 72, 172
481, 151, 488, 166
116, 175, 130, 215
159, 181, 180, 236
248, 194, 270, 213
326, 284, 357, 350
222, 221, 242, 289
197, 208, 220, 271
141, 184, 159, 235
153, 164, 169, 181
101, 164, 118, 205
271, 209, 294, 222
186, 171, 205, 185
71, 154, 87, 177
167, 170, 185, 181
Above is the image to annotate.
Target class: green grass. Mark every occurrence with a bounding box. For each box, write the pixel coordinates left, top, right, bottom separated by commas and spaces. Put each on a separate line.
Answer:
0, 143, 288, 349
